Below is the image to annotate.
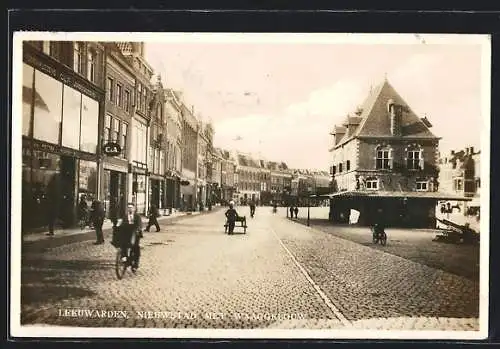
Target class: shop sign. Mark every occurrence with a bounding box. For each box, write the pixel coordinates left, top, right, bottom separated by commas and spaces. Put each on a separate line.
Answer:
102, 142, 122, 156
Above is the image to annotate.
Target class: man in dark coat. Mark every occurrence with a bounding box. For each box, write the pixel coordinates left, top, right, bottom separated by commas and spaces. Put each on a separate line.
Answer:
289, 206, 294, 219
294, 206, 299, 219
90, 199, 106, 244
145, 204, 160, 232
225, 201, 239, 234
118, 203, 143, 272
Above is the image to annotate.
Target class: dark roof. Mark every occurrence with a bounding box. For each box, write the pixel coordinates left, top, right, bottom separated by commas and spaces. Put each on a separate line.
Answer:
334, 79, 438, 146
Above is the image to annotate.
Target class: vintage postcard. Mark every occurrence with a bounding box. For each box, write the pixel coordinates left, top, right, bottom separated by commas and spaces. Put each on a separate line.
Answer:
10, 32, 490, 339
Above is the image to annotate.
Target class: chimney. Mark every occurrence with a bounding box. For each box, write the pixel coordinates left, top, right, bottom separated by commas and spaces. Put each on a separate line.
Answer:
131, 42, 140, 54
387, 99, 402, 136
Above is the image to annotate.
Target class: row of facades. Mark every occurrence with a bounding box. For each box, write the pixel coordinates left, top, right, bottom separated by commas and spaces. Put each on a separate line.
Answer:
20, 40, 329, 232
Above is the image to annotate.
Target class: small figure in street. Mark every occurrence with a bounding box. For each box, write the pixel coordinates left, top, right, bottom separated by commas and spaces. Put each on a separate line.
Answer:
90, 199, 106, 245
289, 206, 294, 219
249, 201, 256, 218
225, 201, 240, 235
78, 195, 89, 228
109, 197, 119, 228
117, 203, 143, 272
294, 206, 299, 219
46, 173, 60, 236
145, 204, 160, 232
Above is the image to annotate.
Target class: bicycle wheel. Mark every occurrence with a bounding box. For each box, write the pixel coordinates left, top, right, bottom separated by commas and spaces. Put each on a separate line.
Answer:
115, 249, 127, 280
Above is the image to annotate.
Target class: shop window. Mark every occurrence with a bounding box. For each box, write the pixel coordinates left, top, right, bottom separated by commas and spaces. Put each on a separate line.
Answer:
339, 163, 343, 173
346, 160, 351, 171
366, 178, 379, 190
80, 94, 99, 153
22, 63, 34, 136
78, 159, 98, 201
33, 69, 63, 145
62, 85, 82, 150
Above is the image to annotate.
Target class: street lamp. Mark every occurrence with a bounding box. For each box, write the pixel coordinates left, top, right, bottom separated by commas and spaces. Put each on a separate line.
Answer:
307, 187, 312, 227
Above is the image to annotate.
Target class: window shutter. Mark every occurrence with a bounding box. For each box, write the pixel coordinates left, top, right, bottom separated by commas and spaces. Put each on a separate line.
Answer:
389, 149, 393, 169
419, 149, 424, 170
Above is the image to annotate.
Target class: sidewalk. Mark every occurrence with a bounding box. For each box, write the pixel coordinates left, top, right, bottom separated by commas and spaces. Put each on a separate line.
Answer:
21, 208, 220, 253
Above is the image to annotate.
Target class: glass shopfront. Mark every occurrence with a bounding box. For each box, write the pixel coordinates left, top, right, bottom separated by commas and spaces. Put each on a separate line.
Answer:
21, 59, 101, 232
33, 69, 63, 144
78, 160, 98, 202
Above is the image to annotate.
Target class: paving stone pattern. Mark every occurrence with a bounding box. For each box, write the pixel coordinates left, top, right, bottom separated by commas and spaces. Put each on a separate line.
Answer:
21, 211, 338, 329
272, 218, 479, 330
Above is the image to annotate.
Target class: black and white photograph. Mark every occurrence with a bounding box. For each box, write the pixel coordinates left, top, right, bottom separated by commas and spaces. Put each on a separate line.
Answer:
10, 32, 490, 339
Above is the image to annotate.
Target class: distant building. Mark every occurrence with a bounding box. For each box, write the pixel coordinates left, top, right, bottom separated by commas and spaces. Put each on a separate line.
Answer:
163, 88, 184, 211
328, 78, 468, 228
438, 146, 480, 214
234, 152, 263, 205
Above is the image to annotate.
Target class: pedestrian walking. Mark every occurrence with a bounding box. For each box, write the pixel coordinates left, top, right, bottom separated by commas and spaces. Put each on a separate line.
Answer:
90, 199, 106, 244
289, 206, 294, 219
145, 204, 160, 232
294, 206, 299, 219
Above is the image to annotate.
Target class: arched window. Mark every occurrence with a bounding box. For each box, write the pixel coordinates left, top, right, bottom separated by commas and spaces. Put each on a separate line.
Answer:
375, 145, 393, 170
405, 144, 424, 170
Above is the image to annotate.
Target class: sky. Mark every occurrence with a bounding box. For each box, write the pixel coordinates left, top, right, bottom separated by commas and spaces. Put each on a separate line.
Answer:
145, 34, 487, 170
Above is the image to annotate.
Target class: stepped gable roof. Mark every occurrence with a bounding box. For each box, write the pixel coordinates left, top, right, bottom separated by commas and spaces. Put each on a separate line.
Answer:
335, 79, 438, 147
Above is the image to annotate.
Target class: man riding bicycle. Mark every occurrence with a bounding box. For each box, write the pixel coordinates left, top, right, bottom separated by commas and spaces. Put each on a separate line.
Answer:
116, 203, 143, 273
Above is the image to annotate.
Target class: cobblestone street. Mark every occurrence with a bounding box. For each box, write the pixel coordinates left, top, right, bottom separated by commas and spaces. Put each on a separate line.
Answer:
20, 207, 480, 331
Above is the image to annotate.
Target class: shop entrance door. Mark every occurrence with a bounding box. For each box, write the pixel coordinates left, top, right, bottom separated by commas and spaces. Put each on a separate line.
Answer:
60, 155, 76, 228
151, 180, 160, 209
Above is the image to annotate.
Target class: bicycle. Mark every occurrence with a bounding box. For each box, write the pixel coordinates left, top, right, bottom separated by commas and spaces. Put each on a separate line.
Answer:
115, 245, 137, 279
114, 229, 141, 280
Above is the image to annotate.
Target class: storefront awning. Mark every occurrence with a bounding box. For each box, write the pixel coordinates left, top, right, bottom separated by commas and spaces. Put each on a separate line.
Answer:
313, 191, 472, 201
